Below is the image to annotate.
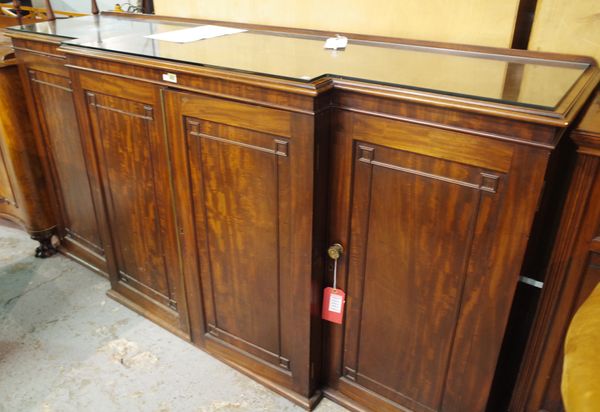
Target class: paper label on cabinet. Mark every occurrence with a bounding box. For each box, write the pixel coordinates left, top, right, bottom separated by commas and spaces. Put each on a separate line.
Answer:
322, 287, 345, 324
162, 73, 177, 83
328, 294, 343, 313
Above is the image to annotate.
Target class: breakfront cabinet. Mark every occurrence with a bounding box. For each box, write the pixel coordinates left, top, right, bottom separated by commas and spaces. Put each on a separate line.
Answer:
7, 14, 600, 412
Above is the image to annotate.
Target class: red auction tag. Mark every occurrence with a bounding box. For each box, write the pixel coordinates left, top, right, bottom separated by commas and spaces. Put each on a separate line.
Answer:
322, 287, 345, 324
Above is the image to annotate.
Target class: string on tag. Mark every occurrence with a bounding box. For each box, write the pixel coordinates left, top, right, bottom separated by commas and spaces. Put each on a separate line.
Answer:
333, 257, 338, 290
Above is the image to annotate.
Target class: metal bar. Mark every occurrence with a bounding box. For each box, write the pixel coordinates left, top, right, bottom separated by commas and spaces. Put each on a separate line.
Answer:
519, 275, 544, 289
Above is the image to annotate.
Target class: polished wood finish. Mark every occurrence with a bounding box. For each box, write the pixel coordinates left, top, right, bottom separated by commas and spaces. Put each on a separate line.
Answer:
510, 90, 600, 412
323, 93, 557, 411
72, 70, 191, 337
58, 51, 328, 405
163, 88, 326, 405
7, 15, 600, 411
58, 40, 598, 129
12, 38, 107, 271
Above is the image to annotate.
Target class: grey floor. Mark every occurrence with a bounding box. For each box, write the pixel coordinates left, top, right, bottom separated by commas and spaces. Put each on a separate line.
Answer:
0, 224, 347, 412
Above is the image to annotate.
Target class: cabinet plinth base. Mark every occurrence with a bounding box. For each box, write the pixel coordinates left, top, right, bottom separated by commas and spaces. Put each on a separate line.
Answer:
197, 341, 324, 411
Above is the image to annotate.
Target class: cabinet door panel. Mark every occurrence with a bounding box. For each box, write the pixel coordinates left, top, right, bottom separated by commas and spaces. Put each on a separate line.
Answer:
343, 143, 502, 411
165, 89, 320, 400
326, 110, 549, 412
29, 70, 103, 255
85, 89, 188, 333
185, 118, 291, 367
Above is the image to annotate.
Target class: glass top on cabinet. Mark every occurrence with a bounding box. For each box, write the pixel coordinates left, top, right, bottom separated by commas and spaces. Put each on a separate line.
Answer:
8, 15, 591, 110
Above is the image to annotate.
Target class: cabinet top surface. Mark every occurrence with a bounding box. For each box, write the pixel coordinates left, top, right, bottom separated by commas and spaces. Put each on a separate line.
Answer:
7, 14, 596, 111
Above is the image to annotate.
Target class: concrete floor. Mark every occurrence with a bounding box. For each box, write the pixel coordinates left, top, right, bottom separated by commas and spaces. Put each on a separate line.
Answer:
0, 224, 347, 412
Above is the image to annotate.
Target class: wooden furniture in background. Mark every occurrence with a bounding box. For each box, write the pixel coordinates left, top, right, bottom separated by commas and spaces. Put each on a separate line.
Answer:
141, 0, 153, 14
9, 0, 23, 25
6, 14, 600, 411
562, 283, 600, 412
41, 0, 54, 20
0, 19, 56, 255
509, 90, 600, 412
1, 3, 87, 21
1, 3, 45, 27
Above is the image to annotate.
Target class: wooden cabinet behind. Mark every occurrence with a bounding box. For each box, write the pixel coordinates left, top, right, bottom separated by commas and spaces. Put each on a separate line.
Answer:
510, 91, 600, 412
164, 89, 325, 406
324, 95, 556, 412
0, 40, 55, 249
0, 60, 27, 221
71, 71, 190, 338
12, 38, 106, 268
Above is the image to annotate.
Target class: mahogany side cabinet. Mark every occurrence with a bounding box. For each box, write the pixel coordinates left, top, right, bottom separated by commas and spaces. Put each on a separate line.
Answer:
0, 18, 56, 255
6, 13, 600, 412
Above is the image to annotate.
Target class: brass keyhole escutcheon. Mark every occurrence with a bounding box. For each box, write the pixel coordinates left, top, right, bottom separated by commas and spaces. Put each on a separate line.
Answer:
328, 243, 344, 260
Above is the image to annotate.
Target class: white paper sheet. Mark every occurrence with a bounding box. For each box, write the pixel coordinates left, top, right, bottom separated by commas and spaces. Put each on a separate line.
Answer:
145, 25, 247, 43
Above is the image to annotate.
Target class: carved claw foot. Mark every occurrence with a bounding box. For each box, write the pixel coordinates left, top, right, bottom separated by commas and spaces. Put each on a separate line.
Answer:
31, 228, 58, 258
34, 238, 57, 258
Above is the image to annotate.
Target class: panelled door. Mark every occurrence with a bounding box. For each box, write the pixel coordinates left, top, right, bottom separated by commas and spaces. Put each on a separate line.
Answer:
75, 72, 189, 337
325, 108, 549, 412
17, 50, 105, 267
164, 89, 320, 400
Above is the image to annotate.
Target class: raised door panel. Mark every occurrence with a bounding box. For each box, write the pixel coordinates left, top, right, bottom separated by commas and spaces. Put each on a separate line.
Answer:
165, 89, 319, 401
326, 109, 549, 412
185, 118, 292, 368
84, 88, 188, 335
28, 69, 104, 258
343, 143, 503, 412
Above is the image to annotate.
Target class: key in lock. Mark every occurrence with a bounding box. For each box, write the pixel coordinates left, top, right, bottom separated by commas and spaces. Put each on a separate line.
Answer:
327, 243, 344, 290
